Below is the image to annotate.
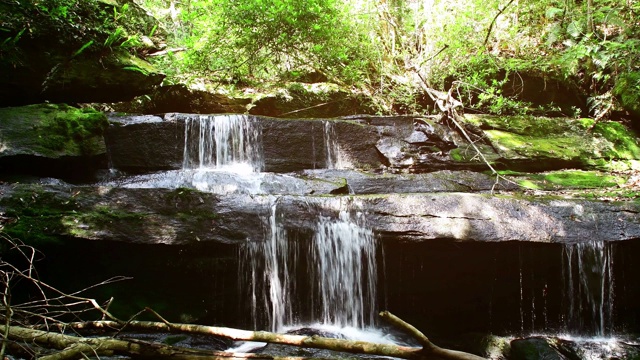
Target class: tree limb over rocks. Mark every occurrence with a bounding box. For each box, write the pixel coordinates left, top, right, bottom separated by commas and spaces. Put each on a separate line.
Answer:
3, 311, 485, 360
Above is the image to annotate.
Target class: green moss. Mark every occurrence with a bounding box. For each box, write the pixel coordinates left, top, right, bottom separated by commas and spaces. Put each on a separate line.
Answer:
449, 144, 499, 163
486, 129, 584, 160
0, 185, 79, 246
463, 114, 591, 136
592, 121, 640, 160
175, 209, 218, 222
38, 105, 109, 153
463, 115, 640, 171
117, 50, 157, 76
507, 170, 626, 191
0, 104, 108, 157
544, 170, 624, 188
78, 205, 146, 223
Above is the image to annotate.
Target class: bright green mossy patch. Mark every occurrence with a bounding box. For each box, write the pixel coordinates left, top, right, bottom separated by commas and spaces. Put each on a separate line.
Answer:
503, 170, 627, 190
462, 114, 640, 171
449, 144, 501, 163
463, 114, 591, 136
592, 121, 640, 159
0, 104, 108, 158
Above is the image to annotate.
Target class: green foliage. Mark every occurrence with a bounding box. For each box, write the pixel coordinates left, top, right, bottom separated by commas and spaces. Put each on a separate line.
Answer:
613, 71, 640, 117
0, 0, 157, 68
140, 0, 377, 86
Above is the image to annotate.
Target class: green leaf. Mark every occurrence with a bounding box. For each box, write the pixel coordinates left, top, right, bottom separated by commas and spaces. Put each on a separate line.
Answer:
545, 7, 564, 19
72, 40, 94, 58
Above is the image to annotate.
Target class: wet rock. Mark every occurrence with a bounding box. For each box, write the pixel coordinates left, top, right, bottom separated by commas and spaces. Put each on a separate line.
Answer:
510, 337, 568, 360
299, 169, 517, 194
106, 113, 185, 172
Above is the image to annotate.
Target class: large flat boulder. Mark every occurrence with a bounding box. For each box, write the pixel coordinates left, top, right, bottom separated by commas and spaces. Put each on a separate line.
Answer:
2, 184, 638, 245
106, 113, 640, 175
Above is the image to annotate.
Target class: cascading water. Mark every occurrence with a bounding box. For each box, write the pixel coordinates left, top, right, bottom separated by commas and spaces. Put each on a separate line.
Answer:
183, 114, 262, 172
312, 210, 378, 328
562, 240, 614, 336
241, 198, 379, 332
324, 121, 345, 170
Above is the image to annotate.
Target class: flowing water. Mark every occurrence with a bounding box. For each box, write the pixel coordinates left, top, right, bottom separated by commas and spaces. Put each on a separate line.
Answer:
324, 121, 343, 169
241, 198, 379, 332
182, 114, 263, 172
562, 240, 614, 336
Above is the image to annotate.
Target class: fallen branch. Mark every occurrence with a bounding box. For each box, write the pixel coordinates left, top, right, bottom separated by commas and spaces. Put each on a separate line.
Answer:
58, 319, 423, 359
380, 311, 485, 360
1, 325, 293, 360
148, 47, 187, 57
50, 310, 484, 360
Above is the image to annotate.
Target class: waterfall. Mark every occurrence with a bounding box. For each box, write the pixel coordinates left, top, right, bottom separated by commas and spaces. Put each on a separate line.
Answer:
562, 240, 614, 336
312, 211, 377, 328
182, 114, 262, 172
243, 198, 296, 331
241, 198, 378, 332
324, 121, 344, 169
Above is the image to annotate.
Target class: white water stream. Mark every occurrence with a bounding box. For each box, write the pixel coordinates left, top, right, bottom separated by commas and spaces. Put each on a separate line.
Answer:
241, 198, 379, 332
182, 114, 263, 172
562, 240, 614, 336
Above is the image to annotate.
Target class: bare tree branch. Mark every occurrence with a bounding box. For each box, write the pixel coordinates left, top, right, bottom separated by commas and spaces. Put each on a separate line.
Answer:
483, 0, 518, 47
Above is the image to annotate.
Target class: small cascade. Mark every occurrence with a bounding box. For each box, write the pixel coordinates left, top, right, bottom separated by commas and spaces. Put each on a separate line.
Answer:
183, 114, 262, 172
324, 121, 344, 169
241, 198, 378, 332
562, 241, 614, 336
243, 198, 297, 331
312, 211, 377, 328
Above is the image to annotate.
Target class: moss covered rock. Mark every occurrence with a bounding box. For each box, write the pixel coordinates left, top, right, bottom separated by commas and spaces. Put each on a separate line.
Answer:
249, 82, 378, 118
0, 104, 108, 158
462, 114, 640, 171
41, 50, 165, 103
0, 0, 164, 106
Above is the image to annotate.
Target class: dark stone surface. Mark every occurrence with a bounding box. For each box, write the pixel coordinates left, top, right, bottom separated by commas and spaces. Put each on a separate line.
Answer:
510, 338, 568, 360
2, 184, 639, 245
40, 51, 165, 104
106, 114, 185, 172
260, 117, 328, 171
112, 84, 252, 114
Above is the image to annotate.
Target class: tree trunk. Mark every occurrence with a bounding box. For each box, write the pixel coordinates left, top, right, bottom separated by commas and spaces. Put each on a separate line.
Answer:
51, 320, 424, 359
27, 311, 485, 360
